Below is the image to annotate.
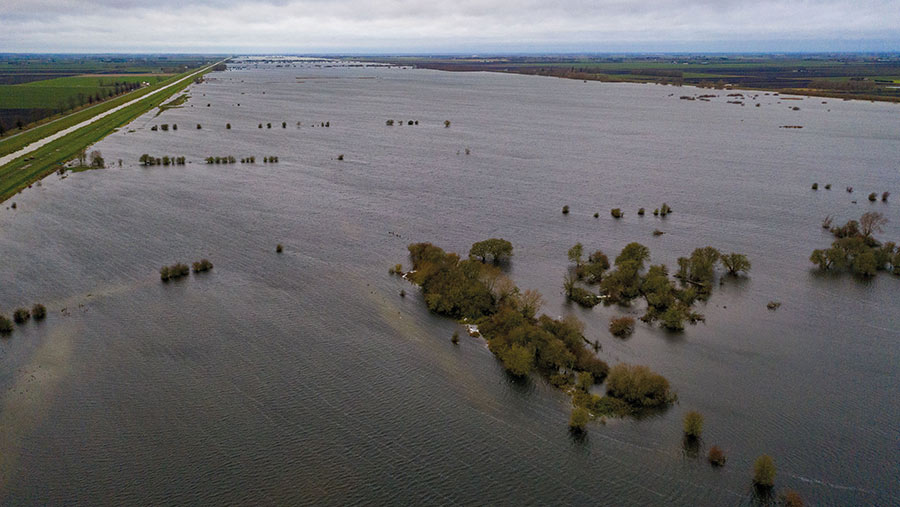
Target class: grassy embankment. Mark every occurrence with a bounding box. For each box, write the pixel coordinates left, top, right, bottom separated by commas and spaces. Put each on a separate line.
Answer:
0, 71, 195, 159
0, 66, 217, 203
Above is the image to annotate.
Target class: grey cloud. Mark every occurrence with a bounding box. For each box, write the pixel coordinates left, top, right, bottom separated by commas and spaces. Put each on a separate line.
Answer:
2, 0, 898, 52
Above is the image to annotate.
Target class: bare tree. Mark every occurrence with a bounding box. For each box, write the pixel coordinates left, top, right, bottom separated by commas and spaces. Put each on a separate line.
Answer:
860, 212, 888, 238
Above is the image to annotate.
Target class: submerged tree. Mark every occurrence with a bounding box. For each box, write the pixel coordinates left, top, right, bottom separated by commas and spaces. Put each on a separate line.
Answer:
753, 455, 776, 488
721, 253, 751, 275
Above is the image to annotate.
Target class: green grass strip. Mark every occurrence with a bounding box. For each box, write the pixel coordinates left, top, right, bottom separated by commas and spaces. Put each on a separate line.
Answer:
0, 66, 216, 203
0, 68, 200, 158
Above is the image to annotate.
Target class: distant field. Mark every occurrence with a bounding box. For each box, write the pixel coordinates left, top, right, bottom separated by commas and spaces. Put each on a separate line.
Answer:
0, 54, 217, 133
366, 55, 900, 102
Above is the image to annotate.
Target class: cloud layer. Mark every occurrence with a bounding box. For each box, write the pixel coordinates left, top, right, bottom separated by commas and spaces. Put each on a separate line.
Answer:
2, 0, 899, 52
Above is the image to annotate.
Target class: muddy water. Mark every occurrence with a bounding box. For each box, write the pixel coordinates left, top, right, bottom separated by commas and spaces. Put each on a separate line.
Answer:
0, 60, 897, 504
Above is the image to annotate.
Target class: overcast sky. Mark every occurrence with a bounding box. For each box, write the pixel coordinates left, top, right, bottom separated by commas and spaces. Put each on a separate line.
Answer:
2, 0, 898, 53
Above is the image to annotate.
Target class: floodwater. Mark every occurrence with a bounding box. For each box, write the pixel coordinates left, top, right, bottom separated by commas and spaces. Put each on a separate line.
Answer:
1, 60, 898, 505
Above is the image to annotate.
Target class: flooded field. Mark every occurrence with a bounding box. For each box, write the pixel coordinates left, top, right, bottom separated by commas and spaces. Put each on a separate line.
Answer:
0, 60, 898, 504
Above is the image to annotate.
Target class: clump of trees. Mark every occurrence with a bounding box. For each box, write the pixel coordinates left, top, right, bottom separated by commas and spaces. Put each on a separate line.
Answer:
90, 151, 105, 168
609, 316, 634, 337
404, 240, 682, 426
810, 212, 898, 276
206, 156, 237, 164
263, 156, 279, 163
563, 242, 608, 307
586, 243, 747, 331
605, 363, 674, 408
240, 157, 257, 163
192, 259, 213, 273
160, 263, 190, 281
140, 154, 185, 166
654, 203, 672, 217
406, 241, 610, 386
567, 243, 609, 286
469, 238, 513, 264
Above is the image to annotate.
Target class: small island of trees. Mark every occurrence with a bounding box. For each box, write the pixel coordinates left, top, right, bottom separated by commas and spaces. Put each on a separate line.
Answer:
810, 212, 898, 276
402, 240, 676, 427
563, 242, 749, 331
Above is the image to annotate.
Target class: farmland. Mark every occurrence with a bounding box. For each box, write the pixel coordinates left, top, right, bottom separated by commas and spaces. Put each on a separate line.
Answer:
0, 54, 216, 134
366, 54, 900, 102
0, 62, 222, 202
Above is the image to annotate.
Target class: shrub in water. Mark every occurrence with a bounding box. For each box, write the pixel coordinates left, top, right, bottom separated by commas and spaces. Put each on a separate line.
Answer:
609, 316, 635, 337
226, 123, 231, 129
708, 446, 726, 466
753, 455, 776, 487
192, 259, 213, 273
683, 410, 704, 438
868, 192, 877, 202
31, 304, 47, 320
562, 205, 570, 214
160, 263, 190, 281
811, 182, 818, 190
610, 208, 623, 218
569, 406, 589, 431
13, 308, 30, 324
781, 490, 804, 507
276, 244, 284, 253
0, 315, 13, 334
638, 208, 645, 215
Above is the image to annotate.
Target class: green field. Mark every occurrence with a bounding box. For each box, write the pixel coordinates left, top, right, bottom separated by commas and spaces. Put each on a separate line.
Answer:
0, 54, 221, 133
0, 63, 220, 203
0, 75, 170, 109
0, 71, 195, 158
